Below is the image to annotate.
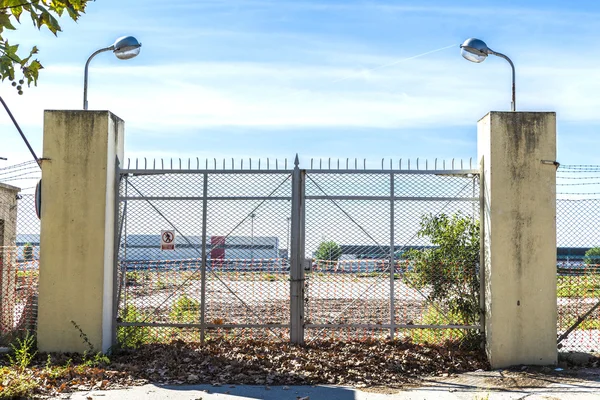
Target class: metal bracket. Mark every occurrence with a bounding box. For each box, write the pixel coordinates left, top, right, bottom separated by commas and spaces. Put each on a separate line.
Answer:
541, 160, 560, 170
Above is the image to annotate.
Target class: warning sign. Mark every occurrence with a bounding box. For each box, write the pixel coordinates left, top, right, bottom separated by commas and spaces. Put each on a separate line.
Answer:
161, 230, 175, 250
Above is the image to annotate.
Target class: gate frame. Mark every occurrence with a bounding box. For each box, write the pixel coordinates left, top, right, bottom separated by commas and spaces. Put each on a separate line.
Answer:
112, 160, 483, 346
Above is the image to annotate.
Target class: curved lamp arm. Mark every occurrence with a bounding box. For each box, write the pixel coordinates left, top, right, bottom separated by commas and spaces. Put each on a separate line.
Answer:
83, 46, 114, 110
488, 49, 516, 112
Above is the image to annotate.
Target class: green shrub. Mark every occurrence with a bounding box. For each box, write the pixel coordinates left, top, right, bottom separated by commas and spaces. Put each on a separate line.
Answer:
584, 247, 600, 266
169, 295, 200, 323
314, 241, 342, 267
23, 243, 33, 261
7, 331, 36, 370
117, 305, 151, 348
404, 213, 481, 344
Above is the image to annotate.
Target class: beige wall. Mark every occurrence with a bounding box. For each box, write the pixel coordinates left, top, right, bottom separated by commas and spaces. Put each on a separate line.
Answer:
0, 183, 21, 335
38, 111, 124, 353
478, 112, 557, 368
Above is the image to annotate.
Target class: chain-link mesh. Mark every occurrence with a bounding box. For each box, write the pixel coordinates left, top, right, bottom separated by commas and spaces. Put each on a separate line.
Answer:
556, 198, 600, 353
0, 192, 39, 343
116, 167, 481, 345
555, 164, 600, 353
304, 171, 480, 342
116, 172, 292, 344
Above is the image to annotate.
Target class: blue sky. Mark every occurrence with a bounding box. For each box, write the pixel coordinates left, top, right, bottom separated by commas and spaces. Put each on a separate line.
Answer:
3, 0, 600, 178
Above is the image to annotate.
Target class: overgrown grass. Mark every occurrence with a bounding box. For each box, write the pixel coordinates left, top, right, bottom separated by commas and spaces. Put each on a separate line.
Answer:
117, 304, 151, 348
408, 305, 475, 345
557, 275, 600, 298
169, 295, 201, 323
561, 315, 600, 330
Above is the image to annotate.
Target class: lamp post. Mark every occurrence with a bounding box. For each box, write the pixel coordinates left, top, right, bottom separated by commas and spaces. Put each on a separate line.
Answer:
83, 36, 142, 110
460, 38, 516, 112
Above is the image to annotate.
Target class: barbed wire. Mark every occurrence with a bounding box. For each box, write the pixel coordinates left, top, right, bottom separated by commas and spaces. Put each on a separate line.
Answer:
0, 160, 37, 171
0, 165, 40, 176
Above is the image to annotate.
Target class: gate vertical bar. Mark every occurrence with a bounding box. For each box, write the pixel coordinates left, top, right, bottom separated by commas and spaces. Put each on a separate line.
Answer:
200, 172, 208, 344
290, 155, 305, 344
478, 164, 485, 336
389, 172, 395, 340
111, 162, 121, 347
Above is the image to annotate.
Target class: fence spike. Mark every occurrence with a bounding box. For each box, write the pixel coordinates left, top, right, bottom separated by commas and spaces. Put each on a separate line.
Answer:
363, 159, 366, 170
178, 158, 181, 169
295, 154, 299, 167
355, 158, 357, 170
443, 159, 446, 170
241, 159, 244, 169
232, 158, 234, 169
382, 158, 384, 170
153, 158, 156, 169
136, 158, 139, 169
127, 158, 130, 168
276, 159, 278, 170
399, 158, 402, 169
328, 158, 331, 169
461, 159, 463, 169
408, 159, 411, 170
206, 159, 208, 169
249, 158, 252, 170
223, 159, 226, 169
435, 158, 437, 169
452, 158, 455, 169
390, 159, 392, 170
162, 158, 164, 169
346, 158, 349, 170
337, 159, 340, 170
311, 158, 314, 169
267, 158, 269, 170
187, 158, 190, 169
196, 157, 199, 169
285, 158, 287, 169
417, 158, 419, 170
259, 159, 261, 170
470, 157, 472, 169
320, 159, 322, 169
426, 159, 428, 170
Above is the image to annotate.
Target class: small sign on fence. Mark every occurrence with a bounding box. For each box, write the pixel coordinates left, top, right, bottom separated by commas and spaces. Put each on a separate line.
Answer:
161, 230, 175, 250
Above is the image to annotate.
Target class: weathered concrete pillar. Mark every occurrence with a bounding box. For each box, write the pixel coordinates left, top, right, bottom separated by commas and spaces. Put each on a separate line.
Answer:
38, 111, 124, 353
478, 112, 557, 368
0, 183, 20, 338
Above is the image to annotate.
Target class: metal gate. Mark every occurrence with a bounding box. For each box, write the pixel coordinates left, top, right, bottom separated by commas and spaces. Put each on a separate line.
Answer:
114, 157, 481, 345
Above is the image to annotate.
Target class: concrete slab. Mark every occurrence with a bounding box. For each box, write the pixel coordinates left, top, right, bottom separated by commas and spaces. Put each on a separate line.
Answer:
68, 369, 600, 400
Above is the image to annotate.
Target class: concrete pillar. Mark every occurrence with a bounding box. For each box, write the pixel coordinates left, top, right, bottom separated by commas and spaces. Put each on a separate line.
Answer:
478, 112, 557, 368
0, 183, 21, 337
38, 111, 124, 353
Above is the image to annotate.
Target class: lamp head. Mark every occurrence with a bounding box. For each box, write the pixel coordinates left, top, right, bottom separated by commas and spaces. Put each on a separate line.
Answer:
112, 36, 141, 60
460, 38, 490, 63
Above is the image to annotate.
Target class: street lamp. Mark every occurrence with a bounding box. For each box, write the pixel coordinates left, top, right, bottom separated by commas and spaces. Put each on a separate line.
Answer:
83, 36, 142, 110
460, 38, 516, 112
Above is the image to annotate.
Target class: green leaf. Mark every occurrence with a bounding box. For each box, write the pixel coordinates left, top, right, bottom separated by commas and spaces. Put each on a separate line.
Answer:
0, 12, 16, 30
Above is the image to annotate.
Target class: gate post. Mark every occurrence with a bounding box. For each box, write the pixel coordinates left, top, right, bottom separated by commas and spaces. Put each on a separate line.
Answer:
478, 112, 557, 368
290, 155, 305, 344
38, 111, 124, 353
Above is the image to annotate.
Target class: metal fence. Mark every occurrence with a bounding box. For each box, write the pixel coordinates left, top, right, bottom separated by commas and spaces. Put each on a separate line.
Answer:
116, 157, 481, 345
12, 160, 600, 352
556, 164, 600, 352
0, 193, 39, 343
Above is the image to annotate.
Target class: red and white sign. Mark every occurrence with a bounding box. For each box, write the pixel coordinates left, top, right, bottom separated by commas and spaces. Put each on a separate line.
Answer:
161, 230, 175, 250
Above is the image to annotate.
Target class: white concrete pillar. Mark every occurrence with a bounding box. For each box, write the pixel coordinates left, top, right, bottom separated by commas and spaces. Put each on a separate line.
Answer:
38, 111, 124, 353
478, 112, 557, 368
